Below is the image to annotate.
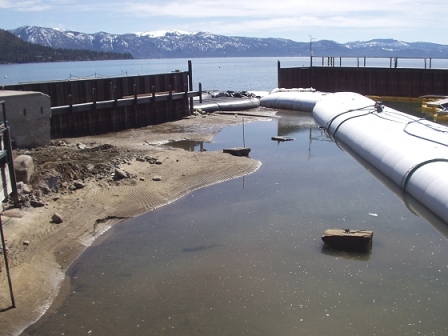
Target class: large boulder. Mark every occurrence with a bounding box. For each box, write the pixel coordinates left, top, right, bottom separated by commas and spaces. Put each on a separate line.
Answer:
14, 155, 34, 184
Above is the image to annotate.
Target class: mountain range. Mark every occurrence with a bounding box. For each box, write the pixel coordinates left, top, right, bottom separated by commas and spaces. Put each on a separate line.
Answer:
9, 26, 448, 59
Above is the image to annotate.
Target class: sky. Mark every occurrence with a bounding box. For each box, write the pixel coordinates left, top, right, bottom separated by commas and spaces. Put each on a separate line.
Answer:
0, 0, 446, 44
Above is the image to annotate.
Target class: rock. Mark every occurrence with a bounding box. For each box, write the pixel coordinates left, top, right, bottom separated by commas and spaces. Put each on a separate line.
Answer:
152, 175, 162, 181
114, 168, 129, 180
17, 183, 32, 194
30, 199, 45, 207
14, 155, 34, 183
37, 169, 61, 193
17, 181, 32, 195
52, 213, 64, 224
73, 181, 85, 189
77, 143, 86, 149
145, 156, 161, 164
140, 177, 145, 181
39, 185, 52, 194
1, 208, 24, 218
23, 241, 30, 246
50, 139, 68, 146
223, 147, 251, 157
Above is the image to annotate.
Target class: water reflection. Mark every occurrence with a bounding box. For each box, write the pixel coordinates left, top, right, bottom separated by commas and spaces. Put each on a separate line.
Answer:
23, 111, 448, 336
166, 139, 206, 152
321, 244, 372, 261
276, 110, 317, 136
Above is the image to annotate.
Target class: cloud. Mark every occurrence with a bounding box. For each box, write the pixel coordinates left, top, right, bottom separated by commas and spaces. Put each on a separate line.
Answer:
0, 0, 63, 11
1, 0, 447, 43
113, 0, 443, 34
119, 0, 406, 18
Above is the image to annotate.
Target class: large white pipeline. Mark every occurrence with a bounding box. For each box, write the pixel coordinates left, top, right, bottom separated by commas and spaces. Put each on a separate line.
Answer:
262, 90, 448, 224
260, 88, 325, 112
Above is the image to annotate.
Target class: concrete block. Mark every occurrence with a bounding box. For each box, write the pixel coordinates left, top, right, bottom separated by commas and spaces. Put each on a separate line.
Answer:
0, 90, 51, 148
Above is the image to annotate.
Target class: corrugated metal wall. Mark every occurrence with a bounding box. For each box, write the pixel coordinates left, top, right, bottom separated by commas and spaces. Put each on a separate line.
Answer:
3, 72, 194, 137
278, 67, 448, 97
4, 72, 189, 106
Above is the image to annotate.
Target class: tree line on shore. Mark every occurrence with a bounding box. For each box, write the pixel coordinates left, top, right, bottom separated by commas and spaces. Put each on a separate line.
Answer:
0, 29, 133, 64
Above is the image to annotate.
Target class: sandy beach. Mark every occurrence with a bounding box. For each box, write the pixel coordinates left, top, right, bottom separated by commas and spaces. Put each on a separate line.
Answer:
0, 109, 275, 336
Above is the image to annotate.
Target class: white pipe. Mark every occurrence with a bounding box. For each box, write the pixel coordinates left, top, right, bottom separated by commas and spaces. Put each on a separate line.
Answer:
261, 88, 448, 223
260, 89, 325, 112
313, 92, 448, 223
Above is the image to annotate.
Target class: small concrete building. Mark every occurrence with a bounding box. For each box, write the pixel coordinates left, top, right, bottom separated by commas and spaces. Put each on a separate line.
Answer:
0, 90, 51, 148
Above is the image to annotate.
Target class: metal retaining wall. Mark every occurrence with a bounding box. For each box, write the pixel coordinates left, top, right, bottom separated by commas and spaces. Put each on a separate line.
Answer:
3, 62, 197, 138
278, 64, 448, 98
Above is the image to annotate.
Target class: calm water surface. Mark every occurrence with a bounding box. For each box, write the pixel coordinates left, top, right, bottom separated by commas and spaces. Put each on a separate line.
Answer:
0, 57, 305, 92
23, 110, 448, 335
2, 57, 448, 91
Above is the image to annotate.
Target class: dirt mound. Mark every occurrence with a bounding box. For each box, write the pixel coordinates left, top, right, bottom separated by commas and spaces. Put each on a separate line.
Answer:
26, 142, 121, 184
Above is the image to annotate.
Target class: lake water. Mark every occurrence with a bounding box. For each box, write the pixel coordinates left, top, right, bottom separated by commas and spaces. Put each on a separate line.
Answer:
2, 56, 448, 92
2, 58, 447, 335
0, 57, 305, 92
22, 109, 448, 335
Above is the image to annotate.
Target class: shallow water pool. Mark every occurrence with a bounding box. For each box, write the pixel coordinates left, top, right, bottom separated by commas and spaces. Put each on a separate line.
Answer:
23, 110, 448, 336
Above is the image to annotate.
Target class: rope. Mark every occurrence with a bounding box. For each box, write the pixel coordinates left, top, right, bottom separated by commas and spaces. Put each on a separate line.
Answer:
400, 158, 448, 192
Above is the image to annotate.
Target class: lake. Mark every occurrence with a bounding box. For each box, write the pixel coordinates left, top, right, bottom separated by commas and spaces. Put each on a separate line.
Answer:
0, 57, 305, 92
2, 56, 448, 92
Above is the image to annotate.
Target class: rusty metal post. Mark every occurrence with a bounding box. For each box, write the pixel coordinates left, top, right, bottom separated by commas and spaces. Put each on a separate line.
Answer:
4, 127, 18, 207
277, 61, 281, 88
133, 83, 138, 126
113, 86, 118, 131
68, 94, 73, 136
1, 102, 18, 207
184, 84, 189, 117
168, 85, 173, 121
151, 86, 156, 124
188, 60, 194, 115
0, 101, 19, 308
0, 215, 16, 308
92, 88, 97, 134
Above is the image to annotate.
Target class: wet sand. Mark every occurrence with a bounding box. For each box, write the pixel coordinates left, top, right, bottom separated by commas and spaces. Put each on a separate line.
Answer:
0, 110, 274, 336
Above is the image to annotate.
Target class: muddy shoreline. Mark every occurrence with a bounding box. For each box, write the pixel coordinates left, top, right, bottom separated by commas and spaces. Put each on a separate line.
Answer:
0, 110, 275, 336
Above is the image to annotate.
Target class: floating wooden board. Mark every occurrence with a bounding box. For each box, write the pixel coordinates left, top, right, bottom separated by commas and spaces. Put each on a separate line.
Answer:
271, 136, 294, 142
322, 229, 373, 251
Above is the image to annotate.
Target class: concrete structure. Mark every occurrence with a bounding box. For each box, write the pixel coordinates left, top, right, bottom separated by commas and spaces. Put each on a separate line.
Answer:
0, 91, 51, 148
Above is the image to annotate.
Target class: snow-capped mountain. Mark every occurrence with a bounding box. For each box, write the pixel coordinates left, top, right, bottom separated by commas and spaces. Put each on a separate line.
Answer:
9, 26, 448, 59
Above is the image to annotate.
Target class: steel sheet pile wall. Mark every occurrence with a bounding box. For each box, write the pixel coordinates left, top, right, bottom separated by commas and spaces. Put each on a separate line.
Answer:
4, 72, 191, 137
50, 97, 188, 137
4, 72, 188, 105
278, 66, 448, 98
